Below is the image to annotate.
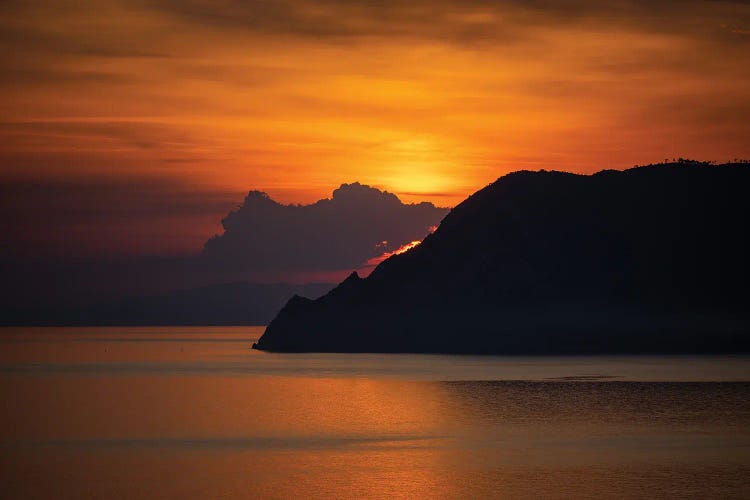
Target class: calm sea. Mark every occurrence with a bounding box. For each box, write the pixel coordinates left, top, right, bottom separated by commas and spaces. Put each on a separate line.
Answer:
1, 326, 749, 499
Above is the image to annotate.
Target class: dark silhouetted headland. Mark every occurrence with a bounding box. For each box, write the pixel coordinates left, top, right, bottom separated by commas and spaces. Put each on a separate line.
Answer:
254, 161, 750, 354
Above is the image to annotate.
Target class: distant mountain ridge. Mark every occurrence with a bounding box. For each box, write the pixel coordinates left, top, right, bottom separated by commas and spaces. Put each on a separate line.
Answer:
254, 162, 750, 354
3, 281, 333, 326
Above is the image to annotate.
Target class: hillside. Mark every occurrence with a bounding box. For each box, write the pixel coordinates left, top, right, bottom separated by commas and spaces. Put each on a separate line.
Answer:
254, 162, 750, 354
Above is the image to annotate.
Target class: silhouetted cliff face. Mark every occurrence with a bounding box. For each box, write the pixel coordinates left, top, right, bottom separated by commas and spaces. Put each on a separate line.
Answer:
254, 163, 750, 354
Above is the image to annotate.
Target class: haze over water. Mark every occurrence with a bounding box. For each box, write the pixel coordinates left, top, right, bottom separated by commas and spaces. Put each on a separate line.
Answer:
1, 326, 749, 499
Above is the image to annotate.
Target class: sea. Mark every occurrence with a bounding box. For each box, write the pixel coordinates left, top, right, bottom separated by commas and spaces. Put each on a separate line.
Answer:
1, 326, 749, 499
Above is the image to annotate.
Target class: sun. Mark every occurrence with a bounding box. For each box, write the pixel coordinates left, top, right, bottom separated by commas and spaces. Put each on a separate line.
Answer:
389, 171, 448, 195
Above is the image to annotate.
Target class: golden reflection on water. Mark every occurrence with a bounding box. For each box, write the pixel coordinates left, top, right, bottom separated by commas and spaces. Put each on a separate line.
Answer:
1, 327, 750, 499
0, 375, 446, 442
1, 374, 454, 499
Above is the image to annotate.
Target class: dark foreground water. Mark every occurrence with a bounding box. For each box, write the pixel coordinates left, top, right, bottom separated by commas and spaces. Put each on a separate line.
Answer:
1, 327, 749, 499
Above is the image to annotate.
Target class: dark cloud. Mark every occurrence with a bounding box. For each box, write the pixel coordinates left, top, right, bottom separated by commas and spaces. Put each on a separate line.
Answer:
0, 120, 194, 151
145, 0, 526, 46
0, 67, 135, 86
0, 9, 168, 60
147, 0, 750, 47
201, 183, 448, 272
0, 179, 447, 315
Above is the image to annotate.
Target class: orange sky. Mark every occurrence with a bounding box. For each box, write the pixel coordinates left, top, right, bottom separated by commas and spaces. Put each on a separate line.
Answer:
1, 0, 749, 256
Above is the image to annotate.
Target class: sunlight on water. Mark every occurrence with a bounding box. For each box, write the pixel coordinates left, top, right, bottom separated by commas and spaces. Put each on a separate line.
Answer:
1, 327, 749, 499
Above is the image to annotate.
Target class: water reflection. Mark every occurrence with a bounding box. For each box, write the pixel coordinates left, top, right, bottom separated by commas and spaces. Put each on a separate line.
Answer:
1, 327, 749, 499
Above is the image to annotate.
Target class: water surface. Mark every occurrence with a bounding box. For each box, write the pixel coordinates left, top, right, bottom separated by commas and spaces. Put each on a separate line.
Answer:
1, 327, 749, 499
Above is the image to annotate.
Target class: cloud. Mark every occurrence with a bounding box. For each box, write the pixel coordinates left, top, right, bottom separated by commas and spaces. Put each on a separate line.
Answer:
0, 175, 445, 270
0, 27, 167, 59
0, 119, 197, 152
1, 0, 748, 194
0, 176, 240, 259
0, 2, 168, 60
0, 67, 136, 86
0, 179, 447, 313
146, 0, 750, 47
200, 182, 448, 272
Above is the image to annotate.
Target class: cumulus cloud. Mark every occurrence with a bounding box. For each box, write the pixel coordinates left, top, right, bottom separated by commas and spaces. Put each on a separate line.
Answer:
0, 178, 446, 313
200, 182, 448, 272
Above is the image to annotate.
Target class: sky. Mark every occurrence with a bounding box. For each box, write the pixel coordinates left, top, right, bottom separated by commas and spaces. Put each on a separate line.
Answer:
1, 0, 749, 260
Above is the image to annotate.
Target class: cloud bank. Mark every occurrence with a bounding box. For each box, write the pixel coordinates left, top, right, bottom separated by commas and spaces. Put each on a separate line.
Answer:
0, 179, 446, 314
201, 182, 448, 272
0, 176, 238, 258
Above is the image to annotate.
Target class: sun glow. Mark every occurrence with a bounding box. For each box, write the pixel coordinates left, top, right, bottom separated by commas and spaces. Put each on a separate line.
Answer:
363, 240, 422, 269
362, 222, 440, 272
390, 173, 447, 195
393, 240, 422, 256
